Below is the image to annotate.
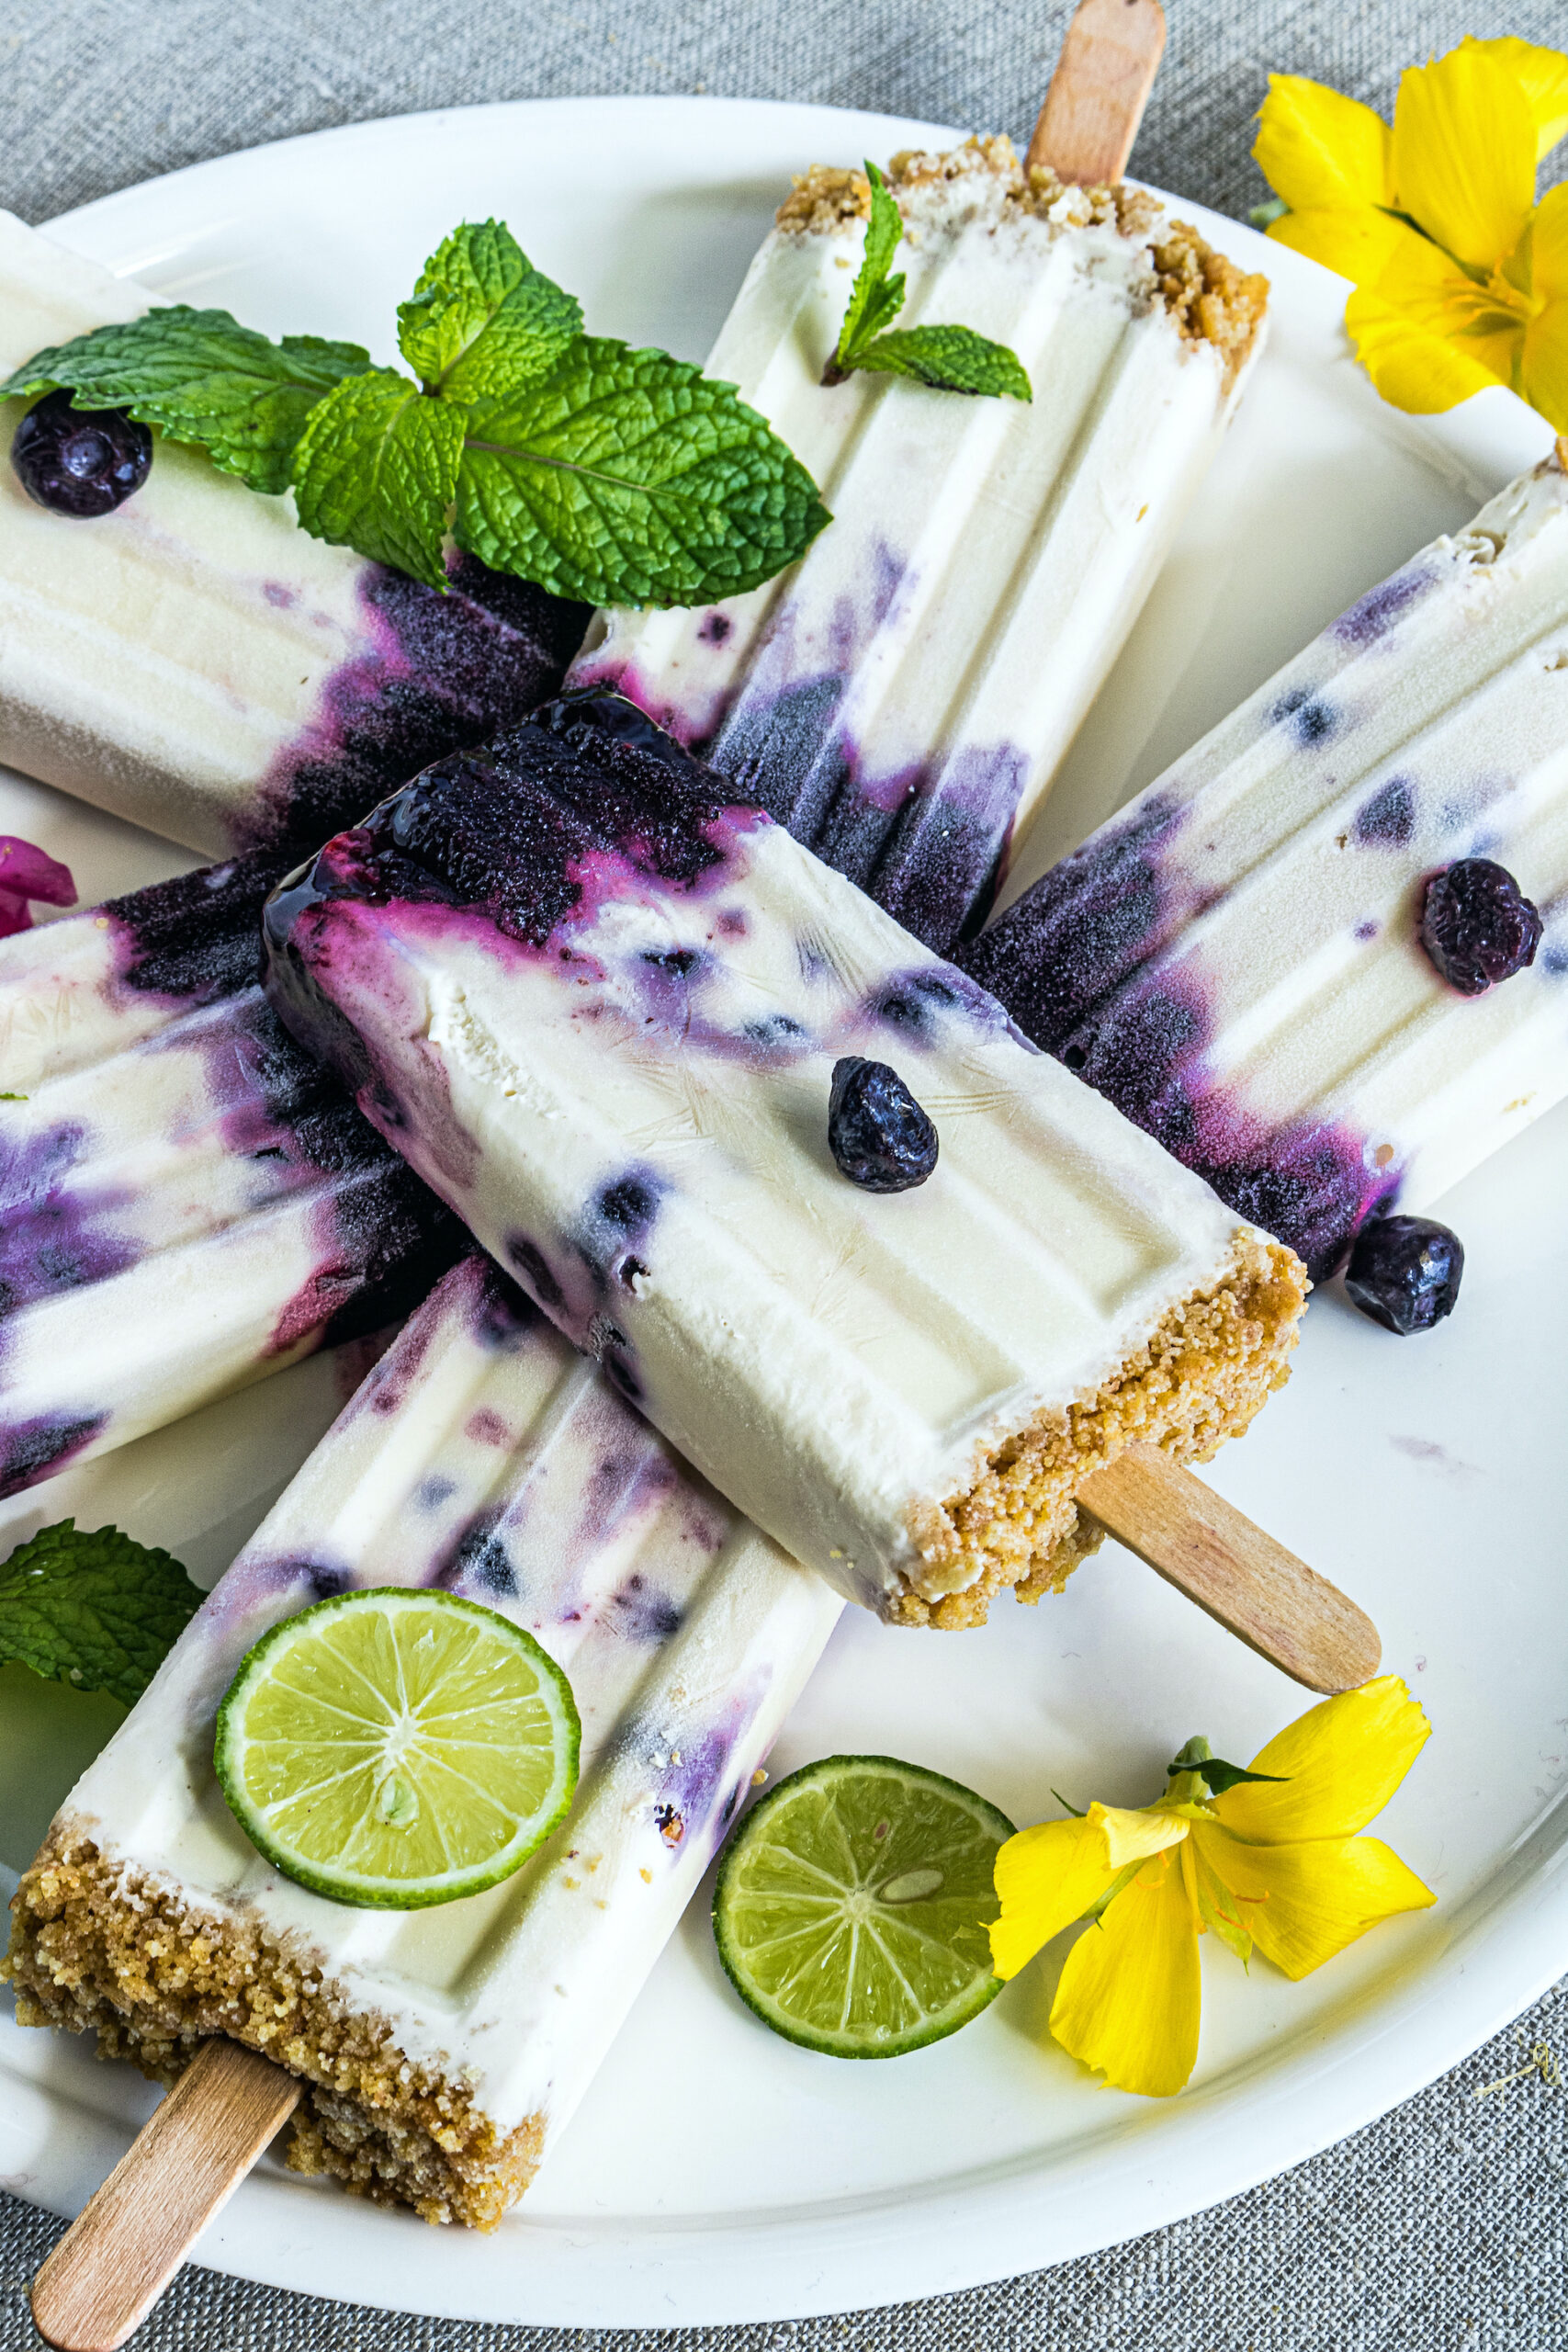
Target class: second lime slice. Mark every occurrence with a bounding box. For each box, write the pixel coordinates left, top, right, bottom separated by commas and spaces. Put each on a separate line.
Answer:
215, 1587, 580, 1908
713, 1753, 1014, 2057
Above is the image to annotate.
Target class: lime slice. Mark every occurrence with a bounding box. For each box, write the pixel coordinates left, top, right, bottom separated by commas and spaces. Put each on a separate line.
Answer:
214, 1588, 580, 1909
712, 1754, 1015, 2058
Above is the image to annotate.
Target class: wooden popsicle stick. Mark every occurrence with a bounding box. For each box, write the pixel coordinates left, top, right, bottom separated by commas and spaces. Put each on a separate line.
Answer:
1027, 0, 1167, 186
1079, 1445, 1382, 1694
31, 2041, 300, 2352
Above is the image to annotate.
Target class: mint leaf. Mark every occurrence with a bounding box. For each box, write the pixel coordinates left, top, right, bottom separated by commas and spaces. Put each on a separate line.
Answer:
0, 311, 372, 495
398, 220, 581, 401
851, 323, 1032, 401
831, 163, 908, 376
827, 162, 1032, 402
292, 368, 465, 589
456, 337, 829, 606
0, 1520, 203, 1709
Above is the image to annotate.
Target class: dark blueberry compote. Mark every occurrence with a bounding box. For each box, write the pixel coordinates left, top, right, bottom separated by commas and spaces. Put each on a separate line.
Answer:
12, 390, 152, 517
828, 1057, 938, 1193
1419, 858, 1542, 995
1344, 1214, 1463, 1336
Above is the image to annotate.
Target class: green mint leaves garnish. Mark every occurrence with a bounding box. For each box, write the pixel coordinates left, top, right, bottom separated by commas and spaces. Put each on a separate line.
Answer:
396, 219, 582, 399
457, 340, 831, 606
0, 220, 830, 609
826, 164, 1032, 402
292, 368, 467, 591
2, 313, 370, 497
0, 1519, 204, 1709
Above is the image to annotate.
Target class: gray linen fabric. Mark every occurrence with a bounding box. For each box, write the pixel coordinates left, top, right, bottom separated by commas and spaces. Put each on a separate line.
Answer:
5, 2, 1568, 2345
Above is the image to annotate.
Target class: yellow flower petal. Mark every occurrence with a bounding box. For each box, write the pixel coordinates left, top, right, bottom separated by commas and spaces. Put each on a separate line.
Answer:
1214, 1677, 1431, 1844
1089, 1800, 1190, 1871
1527, 182, 1568, 303
1393, 45, 1536, 272
1254, 74, 1394, 212
1522, 295, 1568, 435
990, 1814, 1116, 1981
1050, 1846, 1201, 2097
1194, 1823, 1436, 1981
1266, 205, 1415, 288
1470, 37, 1568, 162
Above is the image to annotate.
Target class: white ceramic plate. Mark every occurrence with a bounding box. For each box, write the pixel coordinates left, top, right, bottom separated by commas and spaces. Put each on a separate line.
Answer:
1, 96, 1563, 2331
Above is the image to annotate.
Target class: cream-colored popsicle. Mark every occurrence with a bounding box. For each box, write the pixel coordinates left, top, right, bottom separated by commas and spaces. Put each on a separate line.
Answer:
4, 1250, 840, 2228
264, 693, 1306, 1630
959, 453, 1568, 1280
570, 137, 1269, 949
0, 852, 457, 1495
0, 213, 586, 856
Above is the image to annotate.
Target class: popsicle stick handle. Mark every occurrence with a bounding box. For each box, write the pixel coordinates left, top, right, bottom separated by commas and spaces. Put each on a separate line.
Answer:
1079, 1445, 1382, 1694
31, 2041, 300, 2352
1028, 0, 1167, 185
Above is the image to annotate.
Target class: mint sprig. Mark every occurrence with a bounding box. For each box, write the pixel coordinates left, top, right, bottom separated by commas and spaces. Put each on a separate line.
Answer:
457, 340, 829, 606
826, 164, 1032, 402
2, 313, 371, 496
0, 219, 830, 608
0, 1519, 204, 1708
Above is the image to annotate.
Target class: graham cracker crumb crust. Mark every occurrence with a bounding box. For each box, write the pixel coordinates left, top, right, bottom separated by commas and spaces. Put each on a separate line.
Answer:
776, 134, 1268, 384
3, 1844, 541, 2229
894, 1233, 1307, 1631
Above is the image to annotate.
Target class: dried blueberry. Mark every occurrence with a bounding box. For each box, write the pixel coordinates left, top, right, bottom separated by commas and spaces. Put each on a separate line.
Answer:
11, 390, 152, 517
828, 1057, 938, 1193
1419, 858, 1542, 995
1344, 1215, 1463, 1336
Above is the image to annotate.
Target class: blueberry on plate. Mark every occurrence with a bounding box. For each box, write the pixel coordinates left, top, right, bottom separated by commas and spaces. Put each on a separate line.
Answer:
828, 1057, 938, 1193
1419, 857, 1542, 995
12, 389, 153, 517
1344, 1214, 1463, 1336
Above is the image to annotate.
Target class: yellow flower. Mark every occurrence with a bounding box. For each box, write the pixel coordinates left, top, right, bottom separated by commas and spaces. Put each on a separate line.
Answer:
1253, 39, 1568, 429
990, 1678, 1435, 2098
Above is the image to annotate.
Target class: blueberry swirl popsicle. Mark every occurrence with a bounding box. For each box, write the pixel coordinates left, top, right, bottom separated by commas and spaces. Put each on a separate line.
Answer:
0, 214, 588, 857
264, 693, 1306, 1631
0, 852, 460, 1495
570, 137, 1269, 950
6, 1250, 840, 2227
958, 452, 1568, 1291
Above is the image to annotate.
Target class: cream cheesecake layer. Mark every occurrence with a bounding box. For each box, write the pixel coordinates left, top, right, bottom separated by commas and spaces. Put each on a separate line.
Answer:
5, 1252, 840, 2227
571, 137, 1269, 949
0, 213, 585, 855
0, 854, 457, 1495
961, 454, 1568, 1280
264, 698, 1305, 1626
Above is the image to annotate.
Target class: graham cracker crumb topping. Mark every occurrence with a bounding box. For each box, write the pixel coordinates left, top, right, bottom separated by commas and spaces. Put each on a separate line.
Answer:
775, 134, 1267, 380
3, 1840, 543, 2229
891, 1233, 1307, 1631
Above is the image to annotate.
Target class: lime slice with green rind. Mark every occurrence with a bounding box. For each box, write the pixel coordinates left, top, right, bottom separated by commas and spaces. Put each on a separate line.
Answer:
215, 1587, 580, 1909
712, 1754, 1014, 2058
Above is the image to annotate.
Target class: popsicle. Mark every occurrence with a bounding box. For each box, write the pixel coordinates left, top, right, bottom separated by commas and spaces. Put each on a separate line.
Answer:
569, 123, 1269, 950
957, 450, 1568, 1284
5, 1250, 842, 2236
0, 210, 589, 858
263, 689, 1308, 1633
0, 849, 459, 1497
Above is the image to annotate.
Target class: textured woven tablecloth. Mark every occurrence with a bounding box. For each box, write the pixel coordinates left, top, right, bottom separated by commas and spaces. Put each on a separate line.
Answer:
5, 2, 1568, 2346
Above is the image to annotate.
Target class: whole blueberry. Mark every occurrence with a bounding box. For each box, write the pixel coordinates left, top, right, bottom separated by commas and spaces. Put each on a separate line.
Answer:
12, 390, 152, 518
828, 1057, 938, 1193
1344, 1214, 1463, 1336
1419, 857, 1542, 995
